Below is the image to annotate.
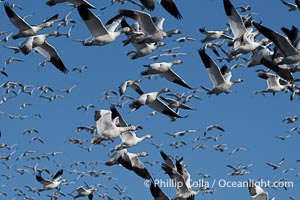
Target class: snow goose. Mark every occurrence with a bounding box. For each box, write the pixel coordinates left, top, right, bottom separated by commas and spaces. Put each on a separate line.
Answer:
129, 87, 185, 119
4, 3, 58, 40
281, 0, 299, 11
108, 149, 151, 179
119, 9, 168, 44
18, 32, 69, 73
118, 79, 144, 96
248, 181, 268, 200
198, 48, 243, 95
118, 151, 152, 179
161, 156, 207, 199
141, 60, 192, 89
92, 109, 142, 144
109, 105, 152, 151
199, 27, 233, 43
223, 0, 246, 36
253, 21, 300, 65
160, 96, 194, 111
139, 0, 182, 19
77, 5, 131, 46
71, 185, 96, 199
255, 72, 293, 95
46, 0, 96, 9
36, 169, 63, 193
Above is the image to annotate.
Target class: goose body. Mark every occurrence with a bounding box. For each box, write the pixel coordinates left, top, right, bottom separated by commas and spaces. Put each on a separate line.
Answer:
198, 48, 243, 95
129, 88, 185, 119
77, 5, 130, 46
253, 21, 300, 65
92, 109, 142, 144
19, 32, 68, 73
256, 72, 292, 95
141, 60, 192, 89
199, 27, 233, 43
36, 169, 63, 192
119, 9, 167, 44
4, 3, 58, 40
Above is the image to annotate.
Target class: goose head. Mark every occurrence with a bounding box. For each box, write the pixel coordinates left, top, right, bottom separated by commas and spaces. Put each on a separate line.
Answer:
143, 134, 153, 139
138, 152, 149, 157
233, 78, 243, 84
119, 26, 132, 33
173, 59, 183, 64
159, 87, 171, 94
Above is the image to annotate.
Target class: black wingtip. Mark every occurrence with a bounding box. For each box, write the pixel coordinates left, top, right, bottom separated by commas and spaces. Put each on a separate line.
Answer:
223, 0, 234, 17
77, 4, 91, 21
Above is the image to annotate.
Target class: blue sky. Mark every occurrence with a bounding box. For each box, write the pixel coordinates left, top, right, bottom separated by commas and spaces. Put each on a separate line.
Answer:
0, 0, 299, 199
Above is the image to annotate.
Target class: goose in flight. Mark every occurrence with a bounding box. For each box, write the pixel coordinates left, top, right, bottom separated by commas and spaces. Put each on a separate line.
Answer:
3, 3, 58, 40
77, 5, 131, 46
119, 9, 169, 44
129, 87, 186, 119
198, 48, 243, 95
109, 105, 152, 151
253, 21, 300, 65
255, 72, 293, 95
117, 150, 152, 179
18, 32, 69, 73
248, 180, 268, 200
36, 169, 63, 193
223, 0, 248, 47
46, 0, 97, 9
141, 60, 192, 89
199, 27, 233, 43
161, 153, 207, 199
118, 79, 144, 96
139, 0, 183, 19
92, 109, 142, 144
281, 0, 299, 11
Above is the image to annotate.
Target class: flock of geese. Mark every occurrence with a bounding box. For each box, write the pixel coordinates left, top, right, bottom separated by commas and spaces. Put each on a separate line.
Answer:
0, 0, 300, 199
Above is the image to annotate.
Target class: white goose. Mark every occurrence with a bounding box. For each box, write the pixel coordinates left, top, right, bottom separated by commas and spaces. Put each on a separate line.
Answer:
198, 48, 243, 95
118, 79, 143, 96
92, 109, 142, 144
141, 60, 192, 89
46, 0, 96, 9
18, 32, 69, 73
199, 27, 233, 43
255, 72, 293, 95
129, 88, 185, 119
248, 181, 268, 200
223, 0, 250, 47
36, 169, 63, 193
4, 3, 58, 40
161, 153, 207, 199
72, 185, 96, 200
77, 5, 131, 46
109, 105, 152, 151
253, 21, 300, 65
119, 9, 168, 44
117, 150, 152, 179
